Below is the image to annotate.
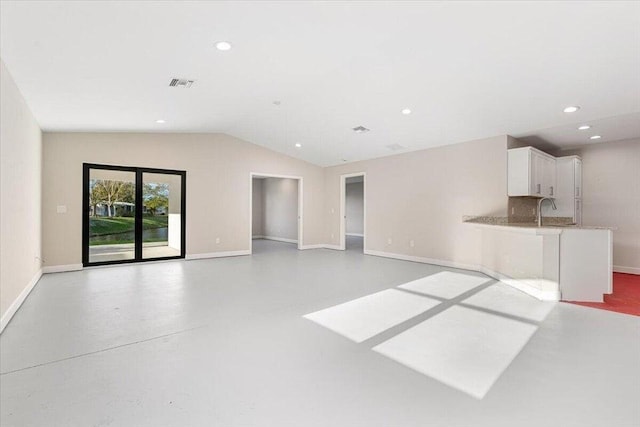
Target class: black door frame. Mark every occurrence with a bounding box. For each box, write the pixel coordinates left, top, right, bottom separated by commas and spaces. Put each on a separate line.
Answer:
82, 163, 187, 267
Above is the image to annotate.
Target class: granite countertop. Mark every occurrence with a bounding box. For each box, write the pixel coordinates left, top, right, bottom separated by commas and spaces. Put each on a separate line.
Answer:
462, 216, 615, 231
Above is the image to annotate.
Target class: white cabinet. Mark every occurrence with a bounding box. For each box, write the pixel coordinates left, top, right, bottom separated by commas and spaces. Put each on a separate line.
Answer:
559, 228, 612, 301
508, 147, 556, 197
543, 156, 583, 224
542, 155, 557, 197
574, 158, 582, 198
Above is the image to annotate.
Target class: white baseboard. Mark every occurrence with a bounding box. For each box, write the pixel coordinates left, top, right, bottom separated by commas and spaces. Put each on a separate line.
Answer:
1, 268, 43, 334
364, 249, 478, 272
186, 250, 251, 260
42, 264, 83, 274
613, 265, 640, 275
364, 249, 560, 301
252, 235, 265, 240
260, 236, 298, 244
346, 233, 364, 237
299, 244, 326, 250
323, 244, 343, 251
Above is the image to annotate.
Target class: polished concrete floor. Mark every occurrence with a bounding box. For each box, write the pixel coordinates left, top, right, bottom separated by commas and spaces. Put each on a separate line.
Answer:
345, 234, 364, 251
1, 240, 639, 426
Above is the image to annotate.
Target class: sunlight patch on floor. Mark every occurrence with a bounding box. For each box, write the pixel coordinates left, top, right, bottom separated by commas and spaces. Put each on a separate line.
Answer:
304, 271, 546, 399
303, 289, 440, 343
462, 284, 556, 322
373, 305, 538, 399
398, 271, 491, 299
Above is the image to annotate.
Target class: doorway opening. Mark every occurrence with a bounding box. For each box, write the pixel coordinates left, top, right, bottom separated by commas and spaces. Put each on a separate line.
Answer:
340, 173, 365, 252
250, 173, 303, 253
83, 163, 186, 266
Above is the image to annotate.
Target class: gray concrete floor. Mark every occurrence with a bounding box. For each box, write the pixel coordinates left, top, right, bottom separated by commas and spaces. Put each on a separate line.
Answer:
1, 240, 638, 426
346, 235, 363, 252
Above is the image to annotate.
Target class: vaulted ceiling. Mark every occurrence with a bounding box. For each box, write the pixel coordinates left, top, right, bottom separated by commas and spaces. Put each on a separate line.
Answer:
1, 1, 639, 166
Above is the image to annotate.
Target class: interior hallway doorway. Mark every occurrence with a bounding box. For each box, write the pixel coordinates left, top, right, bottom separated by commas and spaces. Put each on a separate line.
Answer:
250, 173, 303, 252
340, 173, 365, 252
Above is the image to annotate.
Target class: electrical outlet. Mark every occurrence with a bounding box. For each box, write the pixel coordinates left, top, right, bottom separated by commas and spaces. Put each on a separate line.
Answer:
331, 233, 334, 239
531, 208, 536, 215
387, 237, 392, 245
409, 240, 415, 248
215, 237, 221, 244
511, 207, 515, 215
331, 208, 335, 214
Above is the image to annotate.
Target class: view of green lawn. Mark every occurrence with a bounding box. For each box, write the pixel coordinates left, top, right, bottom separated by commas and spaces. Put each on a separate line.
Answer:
89, 216, 169, 245
89, 216, 168, 236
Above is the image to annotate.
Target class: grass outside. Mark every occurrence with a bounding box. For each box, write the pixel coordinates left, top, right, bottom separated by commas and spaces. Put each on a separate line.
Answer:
90, 216, 168, 236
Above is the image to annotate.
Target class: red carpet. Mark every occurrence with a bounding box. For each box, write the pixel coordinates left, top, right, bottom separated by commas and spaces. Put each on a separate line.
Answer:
565, 273, 640, 316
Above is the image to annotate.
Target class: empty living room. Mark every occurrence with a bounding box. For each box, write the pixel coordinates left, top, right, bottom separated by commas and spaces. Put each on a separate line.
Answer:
0, 1, 639, 426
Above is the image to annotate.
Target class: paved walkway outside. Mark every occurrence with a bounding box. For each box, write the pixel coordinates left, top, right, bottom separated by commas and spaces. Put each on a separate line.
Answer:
89, 242, 180, 262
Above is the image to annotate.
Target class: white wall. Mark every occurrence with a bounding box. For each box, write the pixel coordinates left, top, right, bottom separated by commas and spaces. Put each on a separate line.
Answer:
324, 135, 509, 267
346, 182, 364, 235
262, 178, 299, 242
556, 139, 640, 274
0, 60, 42, 328
42, 132, 324, 266
252, 178, 264, 237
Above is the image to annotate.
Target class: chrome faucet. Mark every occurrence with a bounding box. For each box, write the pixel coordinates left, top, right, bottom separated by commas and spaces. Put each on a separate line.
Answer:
537, 197, 557, 227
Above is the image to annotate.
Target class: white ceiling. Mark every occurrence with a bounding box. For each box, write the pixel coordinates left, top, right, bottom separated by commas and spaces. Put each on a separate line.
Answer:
514, 112, 640, 152
1, 1, 639, 166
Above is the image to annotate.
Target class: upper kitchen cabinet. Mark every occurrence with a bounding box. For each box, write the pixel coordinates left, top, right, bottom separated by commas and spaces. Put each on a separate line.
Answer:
508, 147, 557, 197
556, 156, 583, 199
546, 156, 583, 223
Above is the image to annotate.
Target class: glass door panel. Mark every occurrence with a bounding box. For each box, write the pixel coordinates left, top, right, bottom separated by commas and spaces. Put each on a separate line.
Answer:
87, 168, 136, 263
142, 172, 183, 259
84, 164, 185, 266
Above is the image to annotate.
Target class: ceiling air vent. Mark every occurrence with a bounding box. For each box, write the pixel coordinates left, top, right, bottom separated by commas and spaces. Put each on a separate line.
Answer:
386, 143, 407, 151
169, 78, 195, 88
352, 126, 370, 133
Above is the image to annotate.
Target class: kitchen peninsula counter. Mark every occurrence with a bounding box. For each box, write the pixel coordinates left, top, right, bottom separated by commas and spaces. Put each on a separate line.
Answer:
464, 216, 612, 302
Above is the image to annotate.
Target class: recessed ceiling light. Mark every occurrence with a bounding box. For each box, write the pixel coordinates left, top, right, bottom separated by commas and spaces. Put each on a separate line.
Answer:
155, 119, 166, 124
578, 125, 591, 130
215, 41, 232, 51
590, 135, 602, 140
563, 106, 580, 113
401, 108, 412, 115
295, 143, 302, 148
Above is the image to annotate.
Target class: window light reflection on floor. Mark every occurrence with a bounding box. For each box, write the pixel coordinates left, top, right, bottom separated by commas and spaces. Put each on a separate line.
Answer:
303, 271, 554, 399
303, 289, 440, 343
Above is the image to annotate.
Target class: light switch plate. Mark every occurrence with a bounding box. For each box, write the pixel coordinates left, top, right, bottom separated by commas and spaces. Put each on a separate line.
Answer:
56, 205, 67, 214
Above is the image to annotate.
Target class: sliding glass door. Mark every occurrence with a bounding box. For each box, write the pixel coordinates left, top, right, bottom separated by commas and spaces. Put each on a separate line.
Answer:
83, 164, 186, 266
85, 167, 137, 263
142, 172, 183, 259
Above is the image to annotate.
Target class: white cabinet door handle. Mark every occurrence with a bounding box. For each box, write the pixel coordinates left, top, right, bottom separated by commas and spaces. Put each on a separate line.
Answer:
537, 184, 541, 194
550, 186, 554, 196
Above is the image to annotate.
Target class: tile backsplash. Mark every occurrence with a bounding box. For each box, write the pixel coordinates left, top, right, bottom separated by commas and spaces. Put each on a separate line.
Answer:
507, 197, 574, 224
508, 197, 539, 223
